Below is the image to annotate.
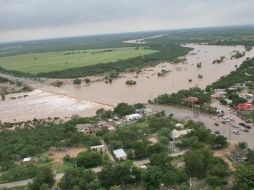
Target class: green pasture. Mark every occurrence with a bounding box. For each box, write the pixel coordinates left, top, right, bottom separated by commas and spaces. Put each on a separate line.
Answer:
0, 47, 157, 74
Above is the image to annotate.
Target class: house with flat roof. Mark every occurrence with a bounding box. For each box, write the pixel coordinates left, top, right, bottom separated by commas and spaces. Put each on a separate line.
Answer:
90, 145, 105, 153
171, 129, 191, 140
113, 149, 127, 160
75, 123, 100, 134
23, 157, 32, 163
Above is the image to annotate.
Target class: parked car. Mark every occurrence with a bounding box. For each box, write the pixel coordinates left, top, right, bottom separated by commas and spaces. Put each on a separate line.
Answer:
221, 121, 227, 124
243, 128, 249, 132
245, 125, 252, 129
224, 119, 230, 122
214, 122, 219, 126
233, 130, 240, 135
233, 125, 239, 129
239, 122, 246, 127
215, 130, 220, 135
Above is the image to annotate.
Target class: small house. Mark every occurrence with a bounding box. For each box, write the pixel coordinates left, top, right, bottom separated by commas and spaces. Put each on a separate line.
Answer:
211, 92, 226, 99
171, 129, 191, 140
90, 145, 105, 153
186, 96, 199, 103
113, 149, 127, 160
175, 123, 184, 129
23, 157, 32, 163
125, 113, 142, 122
75, 123, 100, 134
236, 103, 253, 111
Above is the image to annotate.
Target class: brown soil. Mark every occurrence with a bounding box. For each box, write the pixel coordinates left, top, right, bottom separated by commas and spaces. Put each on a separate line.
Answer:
214, 144, 236, 172
148, 135, 158, 144
48, 147, 87, 164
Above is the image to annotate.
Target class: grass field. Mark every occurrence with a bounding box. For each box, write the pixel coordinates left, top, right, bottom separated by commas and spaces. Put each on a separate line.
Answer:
0, 47, 157, 74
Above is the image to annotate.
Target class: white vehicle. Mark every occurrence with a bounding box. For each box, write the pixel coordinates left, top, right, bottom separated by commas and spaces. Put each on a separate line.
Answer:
233, 125, 239, 129
224, 119, 230, 122
233, 130, 240, 135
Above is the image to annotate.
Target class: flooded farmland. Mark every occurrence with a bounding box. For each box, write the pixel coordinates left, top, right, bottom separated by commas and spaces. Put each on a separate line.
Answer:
1, 44, 254, 122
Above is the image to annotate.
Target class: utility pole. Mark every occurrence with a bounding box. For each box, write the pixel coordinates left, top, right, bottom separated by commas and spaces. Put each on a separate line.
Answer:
189, 177, 195, 190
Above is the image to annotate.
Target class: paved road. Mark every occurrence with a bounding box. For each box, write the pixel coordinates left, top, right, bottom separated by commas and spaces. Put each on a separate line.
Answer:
0, 173, 64, 189
0, 179, 32, 189
147, 104, 254, 149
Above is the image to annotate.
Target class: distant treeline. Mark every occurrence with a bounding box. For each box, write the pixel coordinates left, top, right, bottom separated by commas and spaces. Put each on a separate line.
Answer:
0, 31, 166, 57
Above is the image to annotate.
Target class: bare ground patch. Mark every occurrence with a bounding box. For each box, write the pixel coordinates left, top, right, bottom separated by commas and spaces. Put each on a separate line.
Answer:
148, 135, 158, 144
214, 144, 236, 172
48, 147, 87, 164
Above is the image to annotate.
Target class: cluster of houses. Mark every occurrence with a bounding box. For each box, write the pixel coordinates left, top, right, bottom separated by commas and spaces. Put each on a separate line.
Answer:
211, 87, 253, 111
75, 121, 115, 135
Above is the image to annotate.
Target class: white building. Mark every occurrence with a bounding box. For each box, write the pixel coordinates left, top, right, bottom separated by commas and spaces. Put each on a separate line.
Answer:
175, 123, 184, 129
90, 145, 105, 153
23, 157, 32, 163
171, 129, 191, 140
125, 113, 142, 122
113, 149, 127, 160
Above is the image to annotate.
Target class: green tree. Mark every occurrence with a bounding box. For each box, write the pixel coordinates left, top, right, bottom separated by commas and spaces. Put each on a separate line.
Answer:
110, 186, 123, 190
76, 151, 102, 168
73, 78, 82, 85
99, 161, 141, 188
147, 143, 167, 156
142, 166, 163, 190
234, 164, 254, 190
59, 169, 98, 190
184, 149, 212, 178
28, 167, 54, 190
114, 103, 135, 117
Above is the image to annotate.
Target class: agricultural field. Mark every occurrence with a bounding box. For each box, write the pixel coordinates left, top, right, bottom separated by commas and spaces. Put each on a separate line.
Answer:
0, 47, 157, 74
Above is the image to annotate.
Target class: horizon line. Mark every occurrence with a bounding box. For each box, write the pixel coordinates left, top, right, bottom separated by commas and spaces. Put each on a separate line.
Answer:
1, 23, 254, 45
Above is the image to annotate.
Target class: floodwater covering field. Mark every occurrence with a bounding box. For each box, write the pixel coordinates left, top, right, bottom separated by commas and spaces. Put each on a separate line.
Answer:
0, 47, 157, 74
0, 90, 110, 122
1, 44, 254, 122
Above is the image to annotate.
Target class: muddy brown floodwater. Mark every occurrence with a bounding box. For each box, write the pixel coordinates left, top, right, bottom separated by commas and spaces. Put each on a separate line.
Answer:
40, 44, 254, 105
1, 44, 254, 122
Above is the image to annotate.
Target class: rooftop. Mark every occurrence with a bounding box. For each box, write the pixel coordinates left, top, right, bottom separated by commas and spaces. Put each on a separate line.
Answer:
113, 149, 127, 158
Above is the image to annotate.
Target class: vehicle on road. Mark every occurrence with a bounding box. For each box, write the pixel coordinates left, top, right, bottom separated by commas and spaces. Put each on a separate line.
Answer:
224, 119, 230, 122
245, 125, 252, 129
239, 122, 246, 127
233, 125, 239, 129
214, 122, 219, 126
233, 130, 240, 135
243, 128, 249, 132
239, 127, 245, 131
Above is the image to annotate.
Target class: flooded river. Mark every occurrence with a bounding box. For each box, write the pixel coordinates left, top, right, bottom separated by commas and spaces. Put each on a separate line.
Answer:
40, 44, 254, 105
1, 44, 254, 122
